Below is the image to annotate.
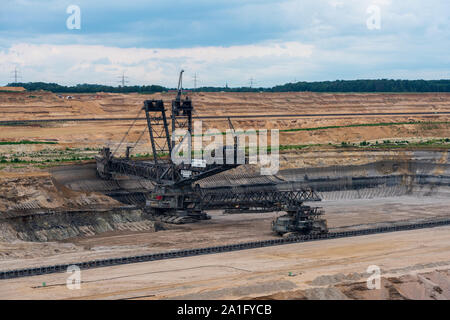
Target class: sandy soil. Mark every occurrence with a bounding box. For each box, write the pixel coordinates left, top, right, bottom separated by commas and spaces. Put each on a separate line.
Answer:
0, 87, 26, 92
2, 91, 450, 121
0, 226, 449, 300
0, 195, 448, 271
0, 91, 449, 154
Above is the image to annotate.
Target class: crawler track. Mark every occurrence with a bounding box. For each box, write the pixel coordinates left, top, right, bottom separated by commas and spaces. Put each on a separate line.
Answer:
1, 219, 449, 280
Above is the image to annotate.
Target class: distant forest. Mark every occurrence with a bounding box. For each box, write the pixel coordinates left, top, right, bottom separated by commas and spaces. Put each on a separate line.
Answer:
6, 82, 166, 94
7, 79, 450, 93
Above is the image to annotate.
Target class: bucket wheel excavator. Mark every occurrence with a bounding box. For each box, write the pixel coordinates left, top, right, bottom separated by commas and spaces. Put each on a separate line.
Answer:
96, 70, 238, 223
95, 71, 328, 234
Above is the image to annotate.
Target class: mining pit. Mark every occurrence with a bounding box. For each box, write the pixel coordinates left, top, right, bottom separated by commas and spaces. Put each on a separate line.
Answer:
0, 150, 448, 268
0, 91, 449, 299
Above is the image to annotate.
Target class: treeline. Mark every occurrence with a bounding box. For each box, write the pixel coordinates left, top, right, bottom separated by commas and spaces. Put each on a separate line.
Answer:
194, 79, 450, 93
7, 79, 450, 93
270, 79, 450, 93
7, 82, 166, 94
194, 80, 450, 92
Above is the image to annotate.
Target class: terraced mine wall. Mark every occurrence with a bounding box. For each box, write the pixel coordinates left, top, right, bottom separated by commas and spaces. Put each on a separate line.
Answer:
277, 160, 450, 200
50, 164, 154, 207
0, 207, 158, 242
199, 150, 450, 201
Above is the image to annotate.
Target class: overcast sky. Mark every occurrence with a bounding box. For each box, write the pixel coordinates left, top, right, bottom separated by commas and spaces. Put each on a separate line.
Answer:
0, 0, 449, 87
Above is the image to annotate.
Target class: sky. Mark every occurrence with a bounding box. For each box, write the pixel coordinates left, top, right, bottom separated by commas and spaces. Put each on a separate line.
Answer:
0, 0, 449, 87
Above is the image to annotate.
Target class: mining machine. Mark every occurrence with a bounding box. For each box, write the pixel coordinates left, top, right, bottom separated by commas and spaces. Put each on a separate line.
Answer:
95, 71, 328, 234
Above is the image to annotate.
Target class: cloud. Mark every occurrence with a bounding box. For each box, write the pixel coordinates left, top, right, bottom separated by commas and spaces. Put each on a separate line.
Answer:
0, 42, 314, 86
0, 0, 448, 85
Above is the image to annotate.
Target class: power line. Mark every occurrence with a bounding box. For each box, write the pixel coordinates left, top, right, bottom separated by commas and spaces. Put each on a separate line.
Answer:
11, 67, 22, 83
118, 72, 129, 87
249, 77, 255, 88
192, 73, 198, 89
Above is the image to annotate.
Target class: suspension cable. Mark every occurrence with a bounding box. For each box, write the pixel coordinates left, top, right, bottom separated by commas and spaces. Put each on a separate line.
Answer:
131, 125, 148, 150
112, 107, 144, 157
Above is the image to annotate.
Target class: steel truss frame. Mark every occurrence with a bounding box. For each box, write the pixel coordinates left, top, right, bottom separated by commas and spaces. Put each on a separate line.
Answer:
199, 188, 321, 210
99, 97, 237, 187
